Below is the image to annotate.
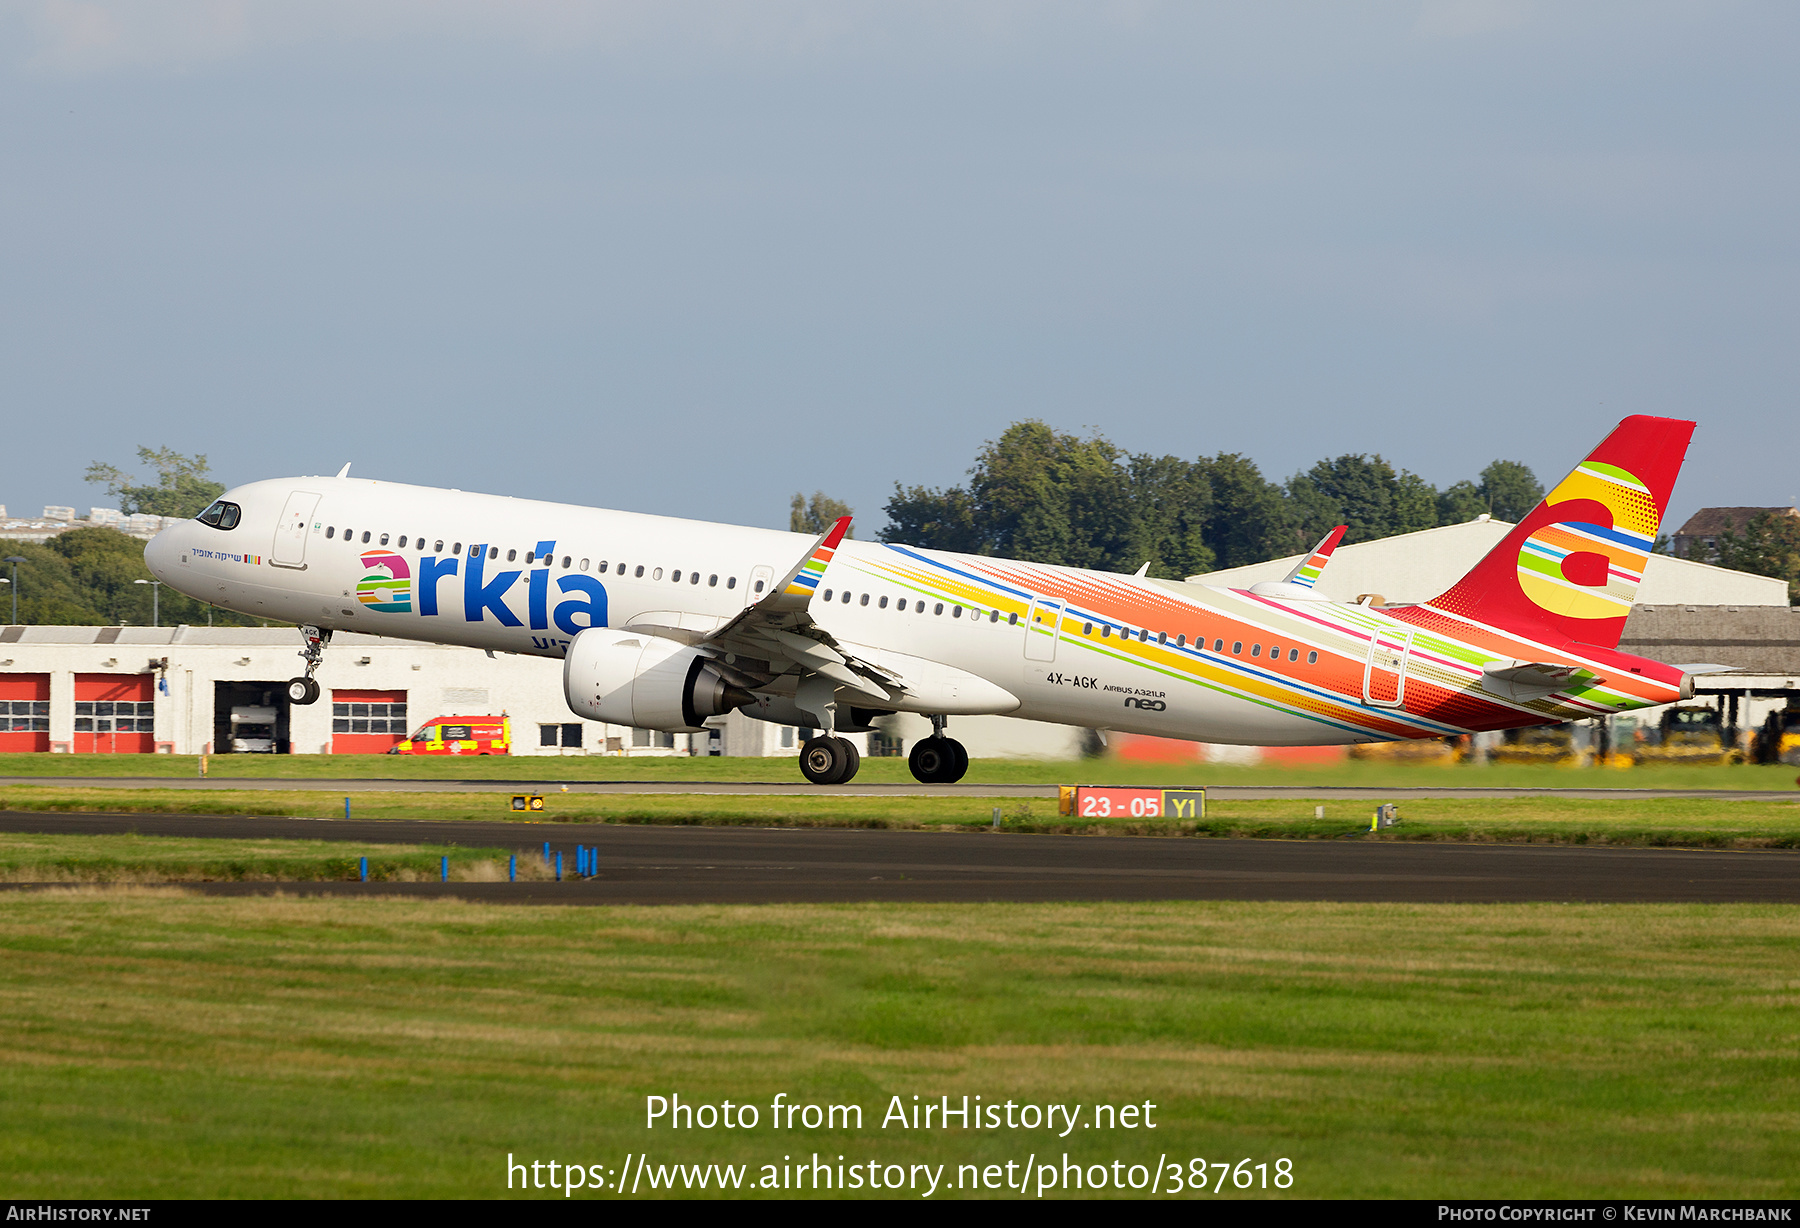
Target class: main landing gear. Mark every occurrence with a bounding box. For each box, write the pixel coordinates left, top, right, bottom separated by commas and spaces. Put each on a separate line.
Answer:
799, 735, 861, 785
285, 624, 330, 705
908, 715, 968, 784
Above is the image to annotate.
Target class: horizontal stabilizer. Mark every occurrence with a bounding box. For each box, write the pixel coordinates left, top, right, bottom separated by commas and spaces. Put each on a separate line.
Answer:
1674, 663, 1737, 675
1480, 660, 1602, 702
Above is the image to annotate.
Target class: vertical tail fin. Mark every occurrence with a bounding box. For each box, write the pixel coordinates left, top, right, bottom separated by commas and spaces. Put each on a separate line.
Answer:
1283, 525, 1347, 590
1425, 415, 1695, 650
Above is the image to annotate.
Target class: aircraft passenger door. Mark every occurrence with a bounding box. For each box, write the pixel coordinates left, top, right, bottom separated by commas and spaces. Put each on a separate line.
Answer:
1024, 598, 1062, 662
1362, 624, 1414, 708
271, 491, 320, 570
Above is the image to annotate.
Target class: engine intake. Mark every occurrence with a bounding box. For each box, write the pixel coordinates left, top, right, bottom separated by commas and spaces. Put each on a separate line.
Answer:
564, 629, 752, 732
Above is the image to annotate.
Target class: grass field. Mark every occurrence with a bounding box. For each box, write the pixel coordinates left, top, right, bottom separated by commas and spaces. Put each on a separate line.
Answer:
6, 784, 1800, 846
1, 892, 1795, 1199
2, 751, 1796, 792
0, 831, 535, 882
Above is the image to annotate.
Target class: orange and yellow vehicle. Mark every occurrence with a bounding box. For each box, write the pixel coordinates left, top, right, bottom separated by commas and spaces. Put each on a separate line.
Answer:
387, 715, 511, 755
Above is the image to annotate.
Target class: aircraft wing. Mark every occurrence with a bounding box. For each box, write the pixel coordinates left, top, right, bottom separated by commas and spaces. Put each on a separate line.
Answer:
693, 517, 905, 702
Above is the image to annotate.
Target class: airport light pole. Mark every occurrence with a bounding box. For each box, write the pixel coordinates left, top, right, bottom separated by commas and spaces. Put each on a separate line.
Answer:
4, 557, 24, 625
134, 578, 163, 628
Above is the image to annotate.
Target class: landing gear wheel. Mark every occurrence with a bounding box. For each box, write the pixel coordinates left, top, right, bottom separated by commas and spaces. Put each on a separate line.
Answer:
799, 736, 860, 785
909, 736, 968, 784
286, 677, 320, 705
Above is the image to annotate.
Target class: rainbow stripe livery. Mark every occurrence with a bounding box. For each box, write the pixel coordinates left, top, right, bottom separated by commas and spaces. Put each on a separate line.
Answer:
783, 516, 851, 600
1283, 525, 1347, 590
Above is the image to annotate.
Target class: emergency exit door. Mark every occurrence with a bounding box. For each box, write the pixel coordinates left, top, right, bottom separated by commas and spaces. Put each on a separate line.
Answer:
272, 491, 320, 569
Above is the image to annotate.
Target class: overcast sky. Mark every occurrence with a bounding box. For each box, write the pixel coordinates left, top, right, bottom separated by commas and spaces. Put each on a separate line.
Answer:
1, 1, 1794, 539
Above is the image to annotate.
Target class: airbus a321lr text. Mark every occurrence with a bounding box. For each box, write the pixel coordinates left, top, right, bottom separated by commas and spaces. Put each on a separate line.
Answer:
145, 415, 1718, 785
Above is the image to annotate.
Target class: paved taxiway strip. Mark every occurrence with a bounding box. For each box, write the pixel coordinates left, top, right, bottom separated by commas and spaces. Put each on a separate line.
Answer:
3, 776, 1796, 801
3, 809, 1798, 905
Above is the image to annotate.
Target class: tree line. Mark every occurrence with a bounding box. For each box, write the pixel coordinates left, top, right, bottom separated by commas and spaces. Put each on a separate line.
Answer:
870, 420, 1545, 579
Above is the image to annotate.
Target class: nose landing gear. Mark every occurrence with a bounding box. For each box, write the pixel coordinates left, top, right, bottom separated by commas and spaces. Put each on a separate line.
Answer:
285, 625, 330, 705
908, 715, 968, 783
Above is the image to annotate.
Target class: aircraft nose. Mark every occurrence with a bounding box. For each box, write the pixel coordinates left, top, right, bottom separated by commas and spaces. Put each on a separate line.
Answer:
142, 527, 179, 580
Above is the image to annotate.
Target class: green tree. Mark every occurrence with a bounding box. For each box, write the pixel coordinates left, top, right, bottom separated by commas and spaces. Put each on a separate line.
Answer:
1715, 511, 1800, 604
1195, 453, 1294, 570
1287, 454, 1439, 546
1437, 479, 1487, 525
880, 484, 983, 553
1478, 460, 1543, 523
789, 492, 854, 538
85, 447, 225, 519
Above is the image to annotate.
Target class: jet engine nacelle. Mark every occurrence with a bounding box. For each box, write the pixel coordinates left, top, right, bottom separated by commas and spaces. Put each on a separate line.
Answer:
563, 628, 751, 733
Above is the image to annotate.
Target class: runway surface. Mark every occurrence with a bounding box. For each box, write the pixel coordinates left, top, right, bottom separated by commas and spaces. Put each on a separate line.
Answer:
4, 809, 1798, 905
3, 775, 1796, 801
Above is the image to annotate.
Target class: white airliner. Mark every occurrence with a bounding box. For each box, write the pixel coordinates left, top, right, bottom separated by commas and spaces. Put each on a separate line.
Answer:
145, 416, 1708, 784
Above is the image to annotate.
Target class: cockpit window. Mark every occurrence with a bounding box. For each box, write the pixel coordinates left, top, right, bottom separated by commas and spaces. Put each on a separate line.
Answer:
196, 500, 241, 530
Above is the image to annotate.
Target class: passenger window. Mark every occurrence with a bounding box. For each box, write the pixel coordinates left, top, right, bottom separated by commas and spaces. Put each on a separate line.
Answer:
525, 551, 535, 563
507, 549, 517, 562
1251, 644, 1262, 657
823, 589, 833, 601
1140, 629, 1148, 642
635, 566, 645, 578
690, 571, 699, 584
878, 595, 888, 608
1269, 644, 1280, 657
617, 564, 626, 574
434, 540, 444, 553
363, 532, 372, 544
729, 577, 737, 589
489, 546, 498, 560
1232, 641, 1243, 654
1177, 634, 1186, 647
915, 600, 924, 613
1307, 651, 1318, 664
452, 543, 461, 555
1102, 626, 1111, 638
754, 579, 764, 593
842, 590, 851, 603
1289, 648, 1299, 661
580, 559, 590, 571
1158, 632, 1166, 645
860, 593, 869, 606
653, 568, 662, 580
1083, 622, 1094, 634
1009, 612, 1018, 625
398, 536, 408, 548
380, 534, 390, 546
673, 570, 682, 583
934, 603, 944, 615
563, 557, 571, 569
709, 574, 718, 586
1213, 639, 1224, 652
597, 560, 608, 572
326, 526, 336, 539
989, 610, 998, 622
952, 605, 962, 618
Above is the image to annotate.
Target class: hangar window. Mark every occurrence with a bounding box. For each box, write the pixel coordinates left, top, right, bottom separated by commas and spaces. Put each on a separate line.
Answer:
1307, 651, 1318, 664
